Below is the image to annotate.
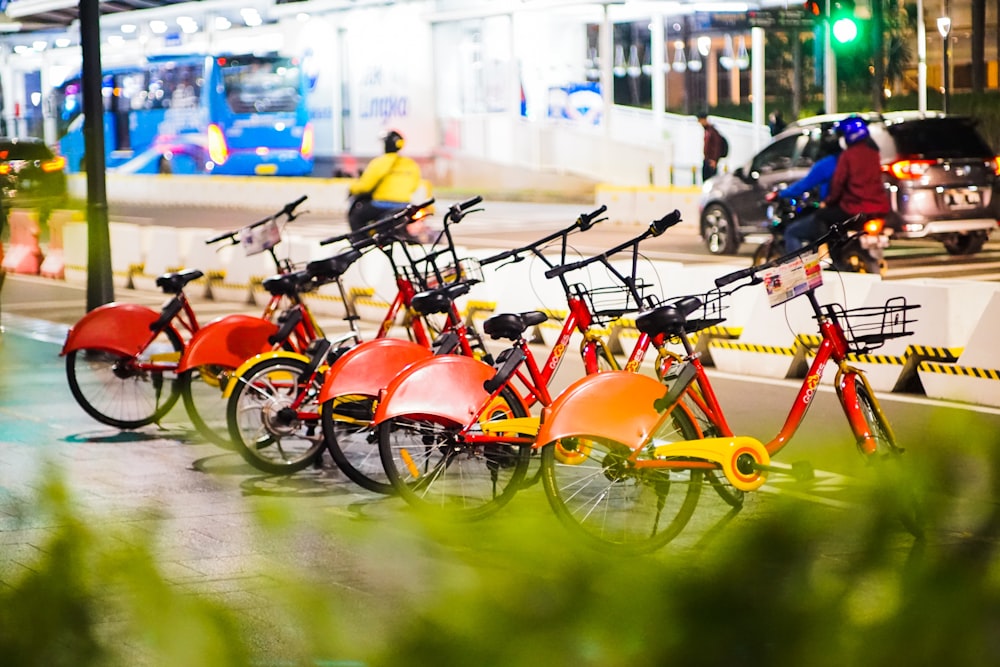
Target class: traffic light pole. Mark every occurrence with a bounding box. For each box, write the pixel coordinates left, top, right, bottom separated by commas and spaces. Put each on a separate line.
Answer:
823, 0, 837, 113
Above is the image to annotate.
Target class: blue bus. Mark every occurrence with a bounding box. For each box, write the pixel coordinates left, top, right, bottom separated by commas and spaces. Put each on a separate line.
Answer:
52, 53, 313, 176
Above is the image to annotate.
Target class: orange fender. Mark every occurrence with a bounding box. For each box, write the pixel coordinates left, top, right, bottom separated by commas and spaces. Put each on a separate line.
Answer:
535, 371, 663, 451
61, 303, 162, 356
372, 355, 503, 426
318, 338, 432, 404
176, 314, 278, 372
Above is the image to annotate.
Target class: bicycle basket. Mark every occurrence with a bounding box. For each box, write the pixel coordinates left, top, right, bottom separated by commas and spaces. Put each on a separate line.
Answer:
424, 257, 484, 289
828, 296, 918, 353
576, 279, 655, 325
661, 288, 729, 337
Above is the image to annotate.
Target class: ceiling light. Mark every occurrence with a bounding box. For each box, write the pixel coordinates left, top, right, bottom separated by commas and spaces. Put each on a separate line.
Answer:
150, 20, 168, 34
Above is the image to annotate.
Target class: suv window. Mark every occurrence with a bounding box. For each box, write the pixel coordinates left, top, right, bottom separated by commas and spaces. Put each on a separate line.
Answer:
887, 118, 994, 158
751, 134, 809, 174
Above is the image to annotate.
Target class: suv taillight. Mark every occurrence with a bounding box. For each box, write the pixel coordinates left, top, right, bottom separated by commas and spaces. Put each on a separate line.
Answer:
990, 157, 1000, 176
884, 159, 935, 179
42, 155, 66, 173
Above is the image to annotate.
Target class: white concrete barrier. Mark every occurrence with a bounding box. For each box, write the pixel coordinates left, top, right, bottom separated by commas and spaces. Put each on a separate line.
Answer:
918, 287, 1000, 407
62, 221, 89, 285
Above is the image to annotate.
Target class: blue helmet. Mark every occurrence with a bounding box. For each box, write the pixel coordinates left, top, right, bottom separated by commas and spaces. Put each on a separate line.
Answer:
836, 116, 869, 146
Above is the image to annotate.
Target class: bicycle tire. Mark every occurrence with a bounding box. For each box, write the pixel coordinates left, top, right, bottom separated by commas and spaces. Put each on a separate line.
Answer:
180, 365, 234, 449
321, 394, 394, 494
226, 356, 326, 475
854, 378, 924, 536
377, 386, 532, 520
65, 328, 184, 429
540, 408, 703, 554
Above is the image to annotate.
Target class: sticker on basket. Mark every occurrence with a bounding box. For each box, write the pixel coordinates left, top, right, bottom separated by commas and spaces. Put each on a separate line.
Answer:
240, 218, 281, 256
761, 253, 823, 307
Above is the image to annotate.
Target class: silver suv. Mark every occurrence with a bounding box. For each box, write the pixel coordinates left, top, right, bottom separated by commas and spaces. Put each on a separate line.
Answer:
699, 111, 999, 256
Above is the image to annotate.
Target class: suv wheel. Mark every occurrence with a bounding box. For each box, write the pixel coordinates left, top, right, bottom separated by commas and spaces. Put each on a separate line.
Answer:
941, 231, 988, 256
701, 204, 739, 255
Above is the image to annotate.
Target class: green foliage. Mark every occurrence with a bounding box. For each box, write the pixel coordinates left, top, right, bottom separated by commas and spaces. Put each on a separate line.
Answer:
3, 444, 1000, 666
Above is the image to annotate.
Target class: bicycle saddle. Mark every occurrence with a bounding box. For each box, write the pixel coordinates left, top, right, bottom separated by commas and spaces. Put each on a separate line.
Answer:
483, 311, 548, 341
635, 296, 703, 338
410, 282, 471, 315
155, 268, 205, 294
307, 248, 362, 282
262, 269, 313, 297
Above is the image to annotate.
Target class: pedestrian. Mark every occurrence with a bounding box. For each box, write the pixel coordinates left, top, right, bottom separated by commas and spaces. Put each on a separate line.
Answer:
768, 109, 787, 136
696, 112, 725, 183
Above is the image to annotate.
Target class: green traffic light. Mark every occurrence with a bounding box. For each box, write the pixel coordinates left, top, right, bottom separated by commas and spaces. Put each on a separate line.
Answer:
832, 16, 858, 43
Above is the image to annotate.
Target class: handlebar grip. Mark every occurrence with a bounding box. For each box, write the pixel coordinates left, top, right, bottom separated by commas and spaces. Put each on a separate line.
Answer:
715, 265, 757, 288
204, 230, 235, 245
282, 195, 308, 217
578, 204, 608, 231
544, 260, 583, 280
480, 248, 518, 266
267, 309, 304, 346
459, 195, 483, 211
650, 209, 683, 236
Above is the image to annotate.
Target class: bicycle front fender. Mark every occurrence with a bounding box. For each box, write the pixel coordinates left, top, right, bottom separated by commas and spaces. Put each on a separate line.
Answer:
536, 371, 663, 451
221, 350, 312, 399
61, 303, 163, 356
318, 338, 432, 405
177, 315, 279, 373
372, 355, 500, 426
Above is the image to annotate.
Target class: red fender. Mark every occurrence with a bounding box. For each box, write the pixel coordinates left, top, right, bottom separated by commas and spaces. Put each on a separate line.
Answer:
535, 371, 663, 451
372, 355, 504, 426
318, 338, 432, 404
176, 314, 278, 372
61, 302, 163, 356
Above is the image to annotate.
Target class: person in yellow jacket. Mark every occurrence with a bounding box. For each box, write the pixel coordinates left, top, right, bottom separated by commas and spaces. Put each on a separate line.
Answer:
348, 129, 422, 238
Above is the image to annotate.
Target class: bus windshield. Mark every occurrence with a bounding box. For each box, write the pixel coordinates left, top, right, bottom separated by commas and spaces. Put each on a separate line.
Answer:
219, 55, 302, 114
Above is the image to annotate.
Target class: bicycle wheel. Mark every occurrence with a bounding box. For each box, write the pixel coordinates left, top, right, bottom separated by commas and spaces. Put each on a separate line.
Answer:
540, 408, 703, 554
681, 395, 745, 509
321, 394, 394, 494
65, 329, 183, 430
226, 356, 325, 475
378, 386, 532, 520
179, 365, 233, 449
854, 379, 924, 536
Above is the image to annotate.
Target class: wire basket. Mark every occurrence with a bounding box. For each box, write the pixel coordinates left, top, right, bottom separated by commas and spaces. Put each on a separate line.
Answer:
424, 257, 484, 289
828, 296, 918, 353
576, 279, 656, 324
661, 288, 729, 336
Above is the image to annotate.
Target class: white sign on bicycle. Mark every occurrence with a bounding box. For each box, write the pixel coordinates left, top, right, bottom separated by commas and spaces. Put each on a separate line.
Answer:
240, 218, 281, 256
761, 253, 822, 307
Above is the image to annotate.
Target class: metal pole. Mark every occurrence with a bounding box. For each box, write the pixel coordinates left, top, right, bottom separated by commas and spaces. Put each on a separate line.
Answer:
943, 34, 950, 113
823, 0, 837, 113
79, 0, 114, 310
917, 0, 927, 112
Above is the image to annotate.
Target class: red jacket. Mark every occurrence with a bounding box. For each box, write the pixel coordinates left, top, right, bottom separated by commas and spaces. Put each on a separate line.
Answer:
825, 142, 890, 214
703, 124, 725, 163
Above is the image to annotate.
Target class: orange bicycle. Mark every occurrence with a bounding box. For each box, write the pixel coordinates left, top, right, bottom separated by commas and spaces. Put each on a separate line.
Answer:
535, 222, 920, 553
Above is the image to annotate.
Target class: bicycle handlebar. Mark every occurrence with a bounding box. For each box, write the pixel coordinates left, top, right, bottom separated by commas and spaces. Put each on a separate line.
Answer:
541, 208, 683, 280
204, 195, 308, 245
318, 198, 436, 246
445, 196, 484, 225
713, 219, 861, 288
479, 205, 608, 268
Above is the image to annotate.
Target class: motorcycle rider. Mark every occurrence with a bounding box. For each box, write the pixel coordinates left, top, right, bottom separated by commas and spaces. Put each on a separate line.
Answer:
348, 129, 423, 239
774, 126, 843, 251
782, 116, 889, 252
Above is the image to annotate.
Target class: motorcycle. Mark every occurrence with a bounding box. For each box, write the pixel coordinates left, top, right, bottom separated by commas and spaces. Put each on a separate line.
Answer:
754, 190, 889, 276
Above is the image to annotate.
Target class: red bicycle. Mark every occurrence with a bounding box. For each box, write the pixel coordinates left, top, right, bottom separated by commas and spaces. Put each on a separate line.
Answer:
535, 222, 920, 553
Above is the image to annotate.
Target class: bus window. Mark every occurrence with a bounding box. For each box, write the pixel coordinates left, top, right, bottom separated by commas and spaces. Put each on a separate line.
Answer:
220, 57, 301, 114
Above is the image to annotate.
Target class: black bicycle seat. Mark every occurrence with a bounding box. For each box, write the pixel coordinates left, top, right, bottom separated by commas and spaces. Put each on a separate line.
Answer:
307, 248, 362, 282
410, 282, 471, 315
155, 268, 204, 294
262, 269, 313, 297
635, 296, 703, 337
483, 311, 547, 341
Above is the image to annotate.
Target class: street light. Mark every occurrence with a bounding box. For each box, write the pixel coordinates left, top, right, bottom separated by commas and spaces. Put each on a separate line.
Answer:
937, 16, 952, 114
